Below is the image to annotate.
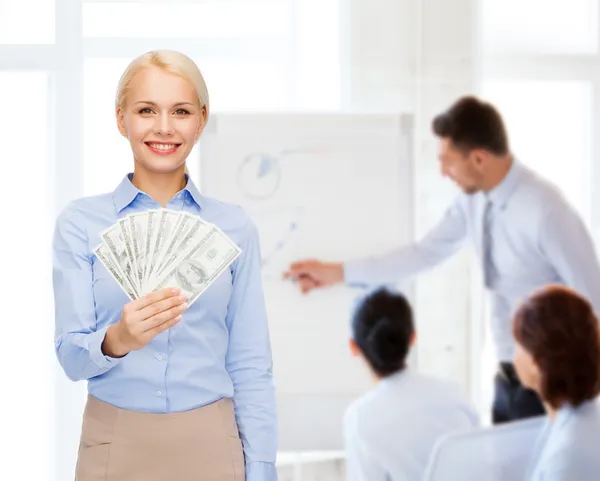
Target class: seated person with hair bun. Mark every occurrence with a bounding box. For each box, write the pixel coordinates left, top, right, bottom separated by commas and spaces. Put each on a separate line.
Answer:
513, 285, 600, 481
343, 288, 479, 481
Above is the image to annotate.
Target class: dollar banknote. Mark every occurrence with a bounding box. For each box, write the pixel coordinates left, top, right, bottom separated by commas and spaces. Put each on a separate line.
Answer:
149, 215, 214, 289
94, 209, 241, 303
144, 210, 181, 288
152, 228, 241, 305
94, 243, 138, 300
101, 222, 140, 298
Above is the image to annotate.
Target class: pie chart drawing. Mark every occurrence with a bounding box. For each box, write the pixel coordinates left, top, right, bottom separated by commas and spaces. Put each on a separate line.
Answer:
236, 152, 282, 199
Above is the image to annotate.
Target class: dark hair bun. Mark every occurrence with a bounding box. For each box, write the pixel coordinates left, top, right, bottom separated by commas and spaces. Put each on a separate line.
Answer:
352, 288, 414, 377
365, 317, 406, 375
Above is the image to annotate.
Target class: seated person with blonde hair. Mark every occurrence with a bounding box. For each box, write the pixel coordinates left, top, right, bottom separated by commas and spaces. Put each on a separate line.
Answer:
344, 288, 479, 481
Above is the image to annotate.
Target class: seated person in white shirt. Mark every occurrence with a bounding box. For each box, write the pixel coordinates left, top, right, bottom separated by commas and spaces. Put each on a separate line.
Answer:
513, 285, 600, 481
343, 288, 479, 481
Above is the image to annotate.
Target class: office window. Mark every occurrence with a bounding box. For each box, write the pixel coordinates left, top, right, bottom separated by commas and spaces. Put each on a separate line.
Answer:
0, 0, 55, 44
482, 80, 592, 222
82, 1, 289, 38
482, 0, 598, 54
292, 0, 341, 109
0, 71, 54, 479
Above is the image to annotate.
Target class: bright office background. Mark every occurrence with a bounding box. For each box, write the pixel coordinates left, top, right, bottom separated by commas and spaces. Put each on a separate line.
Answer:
1, 0, 599, 480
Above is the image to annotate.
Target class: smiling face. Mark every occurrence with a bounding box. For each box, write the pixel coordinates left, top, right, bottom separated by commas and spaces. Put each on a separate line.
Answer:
116, 65, 206, 175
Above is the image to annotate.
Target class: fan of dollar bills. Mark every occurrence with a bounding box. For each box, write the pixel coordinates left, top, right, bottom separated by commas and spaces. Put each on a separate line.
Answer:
94, 209, 241, 305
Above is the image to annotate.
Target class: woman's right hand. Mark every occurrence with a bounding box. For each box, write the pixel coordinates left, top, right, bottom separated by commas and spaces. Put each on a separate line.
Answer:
102, 288, 188, 358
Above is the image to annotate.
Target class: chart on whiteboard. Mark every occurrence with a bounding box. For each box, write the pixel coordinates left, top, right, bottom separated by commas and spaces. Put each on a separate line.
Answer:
198, 115, 412, 286
233, 148, 319, 280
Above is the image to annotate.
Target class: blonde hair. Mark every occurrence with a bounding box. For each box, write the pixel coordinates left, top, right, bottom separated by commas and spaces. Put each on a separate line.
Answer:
115, 50, 210, 122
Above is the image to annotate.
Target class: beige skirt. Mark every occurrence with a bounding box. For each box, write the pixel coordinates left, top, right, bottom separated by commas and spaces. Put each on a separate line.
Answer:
75, 395, 245, 481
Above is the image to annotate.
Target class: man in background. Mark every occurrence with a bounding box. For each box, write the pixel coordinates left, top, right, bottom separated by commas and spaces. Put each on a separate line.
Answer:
285, 95, 600, 424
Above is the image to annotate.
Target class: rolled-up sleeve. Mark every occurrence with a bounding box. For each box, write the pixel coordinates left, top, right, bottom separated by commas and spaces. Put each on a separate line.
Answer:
53, 202, 123, 381
225, 215, 278, 481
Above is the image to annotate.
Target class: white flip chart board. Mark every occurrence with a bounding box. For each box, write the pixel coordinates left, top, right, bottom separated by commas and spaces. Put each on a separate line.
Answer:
198, 113, 414, 449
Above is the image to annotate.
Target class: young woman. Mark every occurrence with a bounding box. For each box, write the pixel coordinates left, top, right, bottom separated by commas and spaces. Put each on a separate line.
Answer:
513, 285, 600, 481
343, 288, 478, 481
53, 50, 277, 481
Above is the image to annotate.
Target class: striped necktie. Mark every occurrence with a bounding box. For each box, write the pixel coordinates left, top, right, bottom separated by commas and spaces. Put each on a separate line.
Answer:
483, 199, 497, 288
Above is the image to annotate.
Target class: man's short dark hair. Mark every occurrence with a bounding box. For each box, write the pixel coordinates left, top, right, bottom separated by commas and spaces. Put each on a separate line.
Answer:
513, 285, 600, 409
432, 96, 509, 156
